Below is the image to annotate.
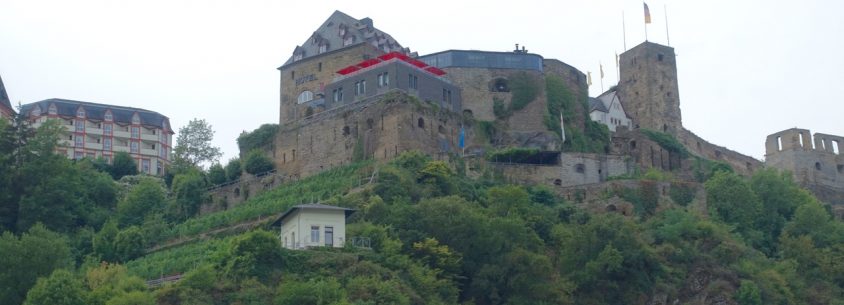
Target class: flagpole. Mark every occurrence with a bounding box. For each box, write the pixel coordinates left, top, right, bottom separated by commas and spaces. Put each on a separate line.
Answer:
622, 11, 627, 51
664, 4, 670, 46
599, 61, 604, 93
644, 2, 648, 42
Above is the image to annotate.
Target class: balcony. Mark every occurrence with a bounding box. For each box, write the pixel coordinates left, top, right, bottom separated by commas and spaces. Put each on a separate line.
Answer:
141, 148, 158, 157
113, 146, 129, 153
85, 142, 103, 150
141, 133, 158, 141
113, 130, 131, 139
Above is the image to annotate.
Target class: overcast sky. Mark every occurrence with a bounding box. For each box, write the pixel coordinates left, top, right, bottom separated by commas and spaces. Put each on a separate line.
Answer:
1, 0, 841, 162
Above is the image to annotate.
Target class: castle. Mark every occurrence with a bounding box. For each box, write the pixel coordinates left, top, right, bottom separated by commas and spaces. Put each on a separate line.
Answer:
249, 10, 844, 204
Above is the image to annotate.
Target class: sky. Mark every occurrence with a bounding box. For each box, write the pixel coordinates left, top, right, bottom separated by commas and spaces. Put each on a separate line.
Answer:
1, 0, 842, 162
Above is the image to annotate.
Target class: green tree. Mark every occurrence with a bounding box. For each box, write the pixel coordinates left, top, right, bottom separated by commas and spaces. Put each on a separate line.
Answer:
117, 178, 166, 227
92, 220, 119, 262
224, 158, 242, 182
735, 280, 762, 305
218, 230, 284, 281
114, 226, 145, 262
207, 163, 226, 185
274, 278, 346, 305
110, 152, 138, 180
22, 269, 85, 305
242, 150, 274, 175
0, 224, 72, 305
173, 118, 222, 168
705, 171, 762, 242
104, 291, 155, 305
168, 170, 207, 221
750, 168, 816, 255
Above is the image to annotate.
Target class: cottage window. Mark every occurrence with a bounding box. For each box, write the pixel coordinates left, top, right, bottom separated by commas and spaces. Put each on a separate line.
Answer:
311, 226, 320, 243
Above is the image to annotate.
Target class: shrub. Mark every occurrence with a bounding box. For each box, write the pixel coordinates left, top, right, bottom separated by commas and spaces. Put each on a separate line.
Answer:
508, 72, 540, 111
207, 163, 226, 185
641, 129, 689, 158
224, 158, 242, 182
236, 124, 279, 153
242, 150, 274, 175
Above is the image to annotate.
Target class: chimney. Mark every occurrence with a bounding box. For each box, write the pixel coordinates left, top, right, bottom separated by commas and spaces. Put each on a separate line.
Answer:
515, 43, 519, 52
361, 17, 373, 28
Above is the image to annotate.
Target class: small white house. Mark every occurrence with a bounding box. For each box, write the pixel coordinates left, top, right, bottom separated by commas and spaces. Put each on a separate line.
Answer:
272, 203, 355, 249
589, 88, 632, 132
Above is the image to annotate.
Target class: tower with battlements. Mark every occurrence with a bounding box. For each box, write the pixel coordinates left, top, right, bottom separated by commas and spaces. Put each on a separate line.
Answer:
616, 41, 682, 135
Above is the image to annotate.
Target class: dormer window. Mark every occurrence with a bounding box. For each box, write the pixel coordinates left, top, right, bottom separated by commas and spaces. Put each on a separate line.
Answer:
131, 113, 140, 124
344, 36, 354, 46
319, 44, 327, 54
294, 53, 303, 61
339, 26, 346, 36
76, 108, 85, 118
104, 111, 113, 121
31, 107, 41, 117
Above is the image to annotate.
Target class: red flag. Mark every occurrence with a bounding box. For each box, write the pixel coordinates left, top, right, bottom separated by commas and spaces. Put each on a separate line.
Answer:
644, 3, 652, 24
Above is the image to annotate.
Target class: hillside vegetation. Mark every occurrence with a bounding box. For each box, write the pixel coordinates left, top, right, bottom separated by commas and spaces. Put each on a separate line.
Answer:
3, 116, 844, 305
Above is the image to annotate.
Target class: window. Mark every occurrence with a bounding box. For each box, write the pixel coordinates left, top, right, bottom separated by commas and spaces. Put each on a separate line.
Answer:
75, 120, 85, 132
104, 111, 113, 121
74, 151, 83, 160
325, 226, 334, 247
131, 127, 140, 138
75, 136, 83, 147
298, 91, 314, 104
408, 74, 418, 89
657, 54, 664, 61
318, 62, 322, 72
160, 147, 167, 159
815, 162, 822, 171
319, 44, 327, 54
142, 159, 150, 173
48, 105, 57, 115
378, 72, 389, 87
343, 36, 354, 46
131, 142, 139, 153
333, 87, 344, 102
442, 89, 452, 104
575, 163, 585, 173
104, 138, 112, 150
355, 80, 366, 96
157, 163, 162, 175
31, 107, 41, 116
339, 27, 346, 36
131, 114, 140, 124
104, 124, 112, 135
76, 108, 85, 118
311, 226, 320, 243
293, 53, 303, 61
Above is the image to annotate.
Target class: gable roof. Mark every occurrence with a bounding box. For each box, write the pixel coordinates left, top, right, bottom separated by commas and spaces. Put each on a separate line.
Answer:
0, 75, 13, 114
282, 10, 408, 66
271, 203, 355, 226
589, 97, 608, 113
19, 98, 173, 132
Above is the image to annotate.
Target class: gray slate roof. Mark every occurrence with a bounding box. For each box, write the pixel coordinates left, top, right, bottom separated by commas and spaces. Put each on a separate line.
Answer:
282, 10, 407, 66
20, 98, 172, 131
0, 75, 13, 113
272, 203, 355, 226
589, 97, 608, 113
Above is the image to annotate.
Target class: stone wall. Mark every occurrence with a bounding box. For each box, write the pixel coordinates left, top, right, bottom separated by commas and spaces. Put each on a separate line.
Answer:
203, 172, 284, 215
542, 59, 589, 130
677, 128, 762, 176
272, 91, 462, 179
765, 128, 844, 202
279, 44, 385, 125
616, 42, 683, 135
489, 153, 633, 187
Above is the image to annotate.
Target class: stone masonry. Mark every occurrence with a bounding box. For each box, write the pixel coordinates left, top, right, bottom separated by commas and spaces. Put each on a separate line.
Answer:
765, 128, 844, 203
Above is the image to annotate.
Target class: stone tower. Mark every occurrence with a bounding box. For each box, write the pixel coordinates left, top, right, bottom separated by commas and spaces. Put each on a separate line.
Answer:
616, 41, 682, 135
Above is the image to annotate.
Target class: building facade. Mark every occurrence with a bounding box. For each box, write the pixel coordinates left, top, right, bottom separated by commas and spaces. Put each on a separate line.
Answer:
589, 88, 632, 132
765, 128, 844, 202
0, 75, 15, 120
20, 99, 173, 175
273, 203, 354, 249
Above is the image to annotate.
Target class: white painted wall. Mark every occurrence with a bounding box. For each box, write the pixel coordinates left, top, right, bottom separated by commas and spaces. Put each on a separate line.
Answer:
591, 92, 632, 132
279, 208, 348, 249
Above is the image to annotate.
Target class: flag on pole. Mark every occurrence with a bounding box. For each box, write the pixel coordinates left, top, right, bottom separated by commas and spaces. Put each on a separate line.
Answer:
600, 63, 605, 79
644, 3, 652, 24
458, 126, 465, 149
615, 52, 619, 68
587, 72, 593, 86
560, 112, 566, 143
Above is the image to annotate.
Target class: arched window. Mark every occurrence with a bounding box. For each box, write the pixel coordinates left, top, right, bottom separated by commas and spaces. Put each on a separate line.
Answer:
298, 91, 314, 104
